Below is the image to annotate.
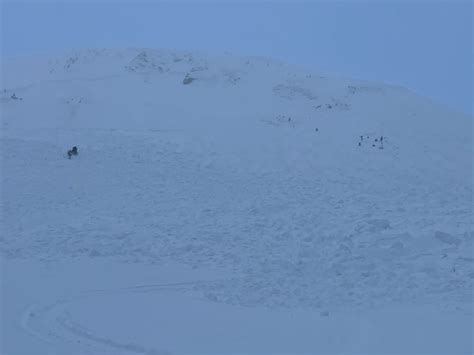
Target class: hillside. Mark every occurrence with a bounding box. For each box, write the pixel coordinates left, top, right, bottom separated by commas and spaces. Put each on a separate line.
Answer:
1, 48, 472, 354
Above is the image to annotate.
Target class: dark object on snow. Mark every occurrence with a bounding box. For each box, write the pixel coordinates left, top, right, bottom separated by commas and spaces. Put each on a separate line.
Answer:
358, 142, 361, 146
10, 92, 23, 101
67, 146, 78, 159
380, 136, 384, 142
360, 135, 363, 141
315, 127, 318, 132
372, 144, 376, 147
375, 138, 378, 142
182, 74, 195, 85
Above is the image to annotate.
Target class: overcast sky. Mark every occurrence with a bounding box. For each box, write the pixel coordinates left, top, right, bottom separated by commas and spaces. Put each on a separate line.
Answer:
1, 0, 472, 114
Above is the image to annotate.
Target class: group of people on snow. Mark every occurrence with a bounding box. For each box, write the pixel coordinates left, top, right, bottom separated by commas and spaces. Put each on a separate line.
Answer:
358, 135, 384, 149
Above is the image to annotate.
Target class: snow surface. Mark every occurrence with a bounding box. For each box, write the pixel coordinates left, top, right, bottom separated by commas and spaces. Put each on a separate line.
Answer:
1, 48, 473, 354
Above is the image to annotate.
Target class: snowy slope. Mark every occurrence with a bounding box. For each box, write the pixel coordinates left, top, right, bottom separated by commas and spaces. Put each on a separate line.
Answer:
1, 48, 472, 354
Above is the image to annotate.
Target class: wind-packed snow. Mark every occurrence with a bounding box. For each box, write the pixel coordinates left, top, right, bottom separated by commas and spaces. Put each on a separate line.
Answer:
1, 48, 472, 354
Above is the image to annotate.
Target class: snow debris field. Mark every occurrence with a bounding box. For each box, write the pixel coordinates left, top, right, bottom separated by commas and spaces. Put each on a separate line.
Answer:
1, 48, 472, 354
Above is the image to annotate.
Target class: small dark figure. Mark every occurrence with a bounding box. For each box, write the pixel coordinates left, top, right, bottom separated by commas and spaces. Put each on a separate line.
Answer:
288, 117, 292, 122
372, 144, 376, 147
358, 142, 361, 146
67, 146, 78, 159
360, 135, 363, 141
11, 93, 17, 100
375, 138, 378, 142
380, 136, 384, 142
315, 128, 319, 132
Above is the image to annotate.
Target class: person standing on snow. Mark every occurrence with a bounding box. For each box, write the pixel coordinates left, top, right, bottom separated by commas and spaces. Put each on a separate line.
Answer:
67, 146, 78, 159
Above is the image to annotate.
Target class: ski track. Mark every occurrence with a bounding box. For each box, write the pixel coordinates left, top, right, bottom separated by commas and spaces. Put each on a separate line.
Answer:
20, 280, 212, 354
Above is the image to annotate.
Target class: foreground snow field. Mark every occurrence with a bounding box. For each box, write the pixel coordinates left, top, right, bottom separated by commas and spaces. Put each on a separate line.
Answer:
1, 48, 472, 354
3, 259, 472, 355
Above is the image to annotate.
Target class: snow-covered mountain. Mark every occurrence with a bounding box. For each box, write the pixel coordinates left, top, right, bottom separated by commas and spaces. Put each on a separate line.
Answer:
1, 48, 472, 354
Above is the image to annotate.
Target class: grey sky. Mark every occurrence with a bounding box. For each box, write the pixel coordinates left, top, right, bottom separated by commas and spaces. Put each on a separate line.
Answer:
1, 0, 472, 114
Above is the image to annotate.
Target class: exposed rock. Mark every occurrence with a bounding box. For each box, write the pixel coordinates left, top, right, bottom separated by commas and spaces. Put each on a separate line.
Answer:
347, 85, 384, 95
64, 55, 79, 70
190, 66, 208, 73
183, 73, 195, 85
126, 51, 163, 72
